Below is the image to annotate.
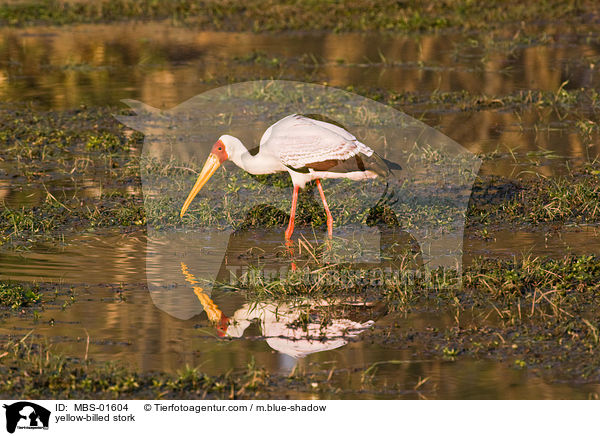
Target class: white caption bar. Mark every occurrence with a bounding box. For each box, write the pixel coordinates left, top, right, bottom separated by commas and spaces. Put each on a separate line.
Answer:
0, 400, 594, 436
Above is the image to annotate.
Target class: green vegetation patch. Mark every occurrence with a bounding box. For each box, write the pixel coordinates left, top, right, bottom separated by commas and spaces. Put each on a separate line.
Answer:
0, 336, 422, 399
0, 102, 599, 249
340, 253, 600, 383
0, 0, 597, 32
0, 283, 41, 309
361, 86, 600, 112
0, 106, 135, 162
0, 336, 273, 399
0, 193, 145, 248
469, 167, 600, 228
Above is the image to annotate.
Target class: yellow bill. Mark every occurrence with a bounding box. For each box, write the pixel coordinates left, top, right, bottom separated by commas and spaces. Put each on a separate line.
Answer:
180, 153, 221, 217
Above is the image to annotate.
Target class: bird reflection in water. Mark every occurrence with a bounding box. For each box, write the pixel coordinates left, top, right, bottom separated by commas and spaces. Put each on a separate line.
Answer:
181, 261, 385, 358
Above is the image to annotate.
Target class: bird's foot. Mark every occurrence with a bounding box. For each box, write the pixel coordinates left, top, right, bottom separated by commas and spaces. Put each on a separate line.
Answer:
284, 237, 295, 256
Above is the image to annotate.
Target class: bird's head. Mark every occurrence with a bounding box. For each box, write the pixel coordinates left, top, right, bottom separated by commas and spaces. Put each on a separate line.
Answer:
180, 135, 239, 218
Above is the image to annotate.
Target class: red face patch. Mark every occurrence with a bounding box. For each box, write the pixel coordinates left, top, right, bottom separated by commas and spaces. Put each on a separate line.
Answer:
211, 139, 229, 163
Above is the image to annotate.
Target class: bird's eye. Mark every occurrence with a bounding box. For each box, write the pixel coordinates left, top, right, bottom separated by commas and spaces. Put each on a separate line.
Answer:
218, 147, 222, 150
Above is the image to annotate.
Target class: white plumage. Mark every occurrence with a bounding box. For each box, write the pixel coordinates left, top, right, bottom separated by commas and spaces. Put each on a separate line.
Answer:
260, 114, 374, 170
180, 114, 386, 240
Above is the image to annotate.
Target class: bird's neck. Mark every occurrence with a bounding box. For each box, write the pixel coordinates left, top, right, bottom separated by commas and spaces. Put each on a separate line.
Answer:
230, 142, 277, 175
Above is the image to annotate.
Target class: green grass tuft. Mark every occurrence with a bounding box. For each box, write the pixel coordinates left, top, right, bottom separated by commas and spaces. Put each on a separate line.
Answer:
0, 283, 41, 309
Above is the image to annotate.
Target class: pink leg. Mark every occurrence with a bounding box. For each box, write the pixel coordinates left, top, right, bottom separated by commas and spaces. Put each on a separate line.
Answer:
316, 179, 333, 238
285, 185, 300, 241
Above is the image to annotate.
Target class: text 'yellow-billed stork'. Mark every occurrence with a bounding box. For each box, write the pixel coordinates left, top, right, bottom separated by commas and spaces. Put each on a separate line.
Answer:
180, 114, 391, 240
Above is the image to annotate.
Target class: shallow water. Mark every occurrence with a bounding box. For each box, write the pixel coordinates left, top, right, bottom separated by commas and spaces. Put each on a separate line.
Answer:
1, 227, 600, 398
1, 24, 599, 109
0, 23, 598, 170
3, 226, 600, 283
2, 278, 599, 399
0, 23, 598, 185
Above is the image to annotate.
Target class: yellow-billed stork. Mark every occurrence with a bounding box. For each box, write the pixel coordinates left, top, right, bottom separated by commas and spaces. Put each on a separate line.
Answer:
180, 114, 391, 240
